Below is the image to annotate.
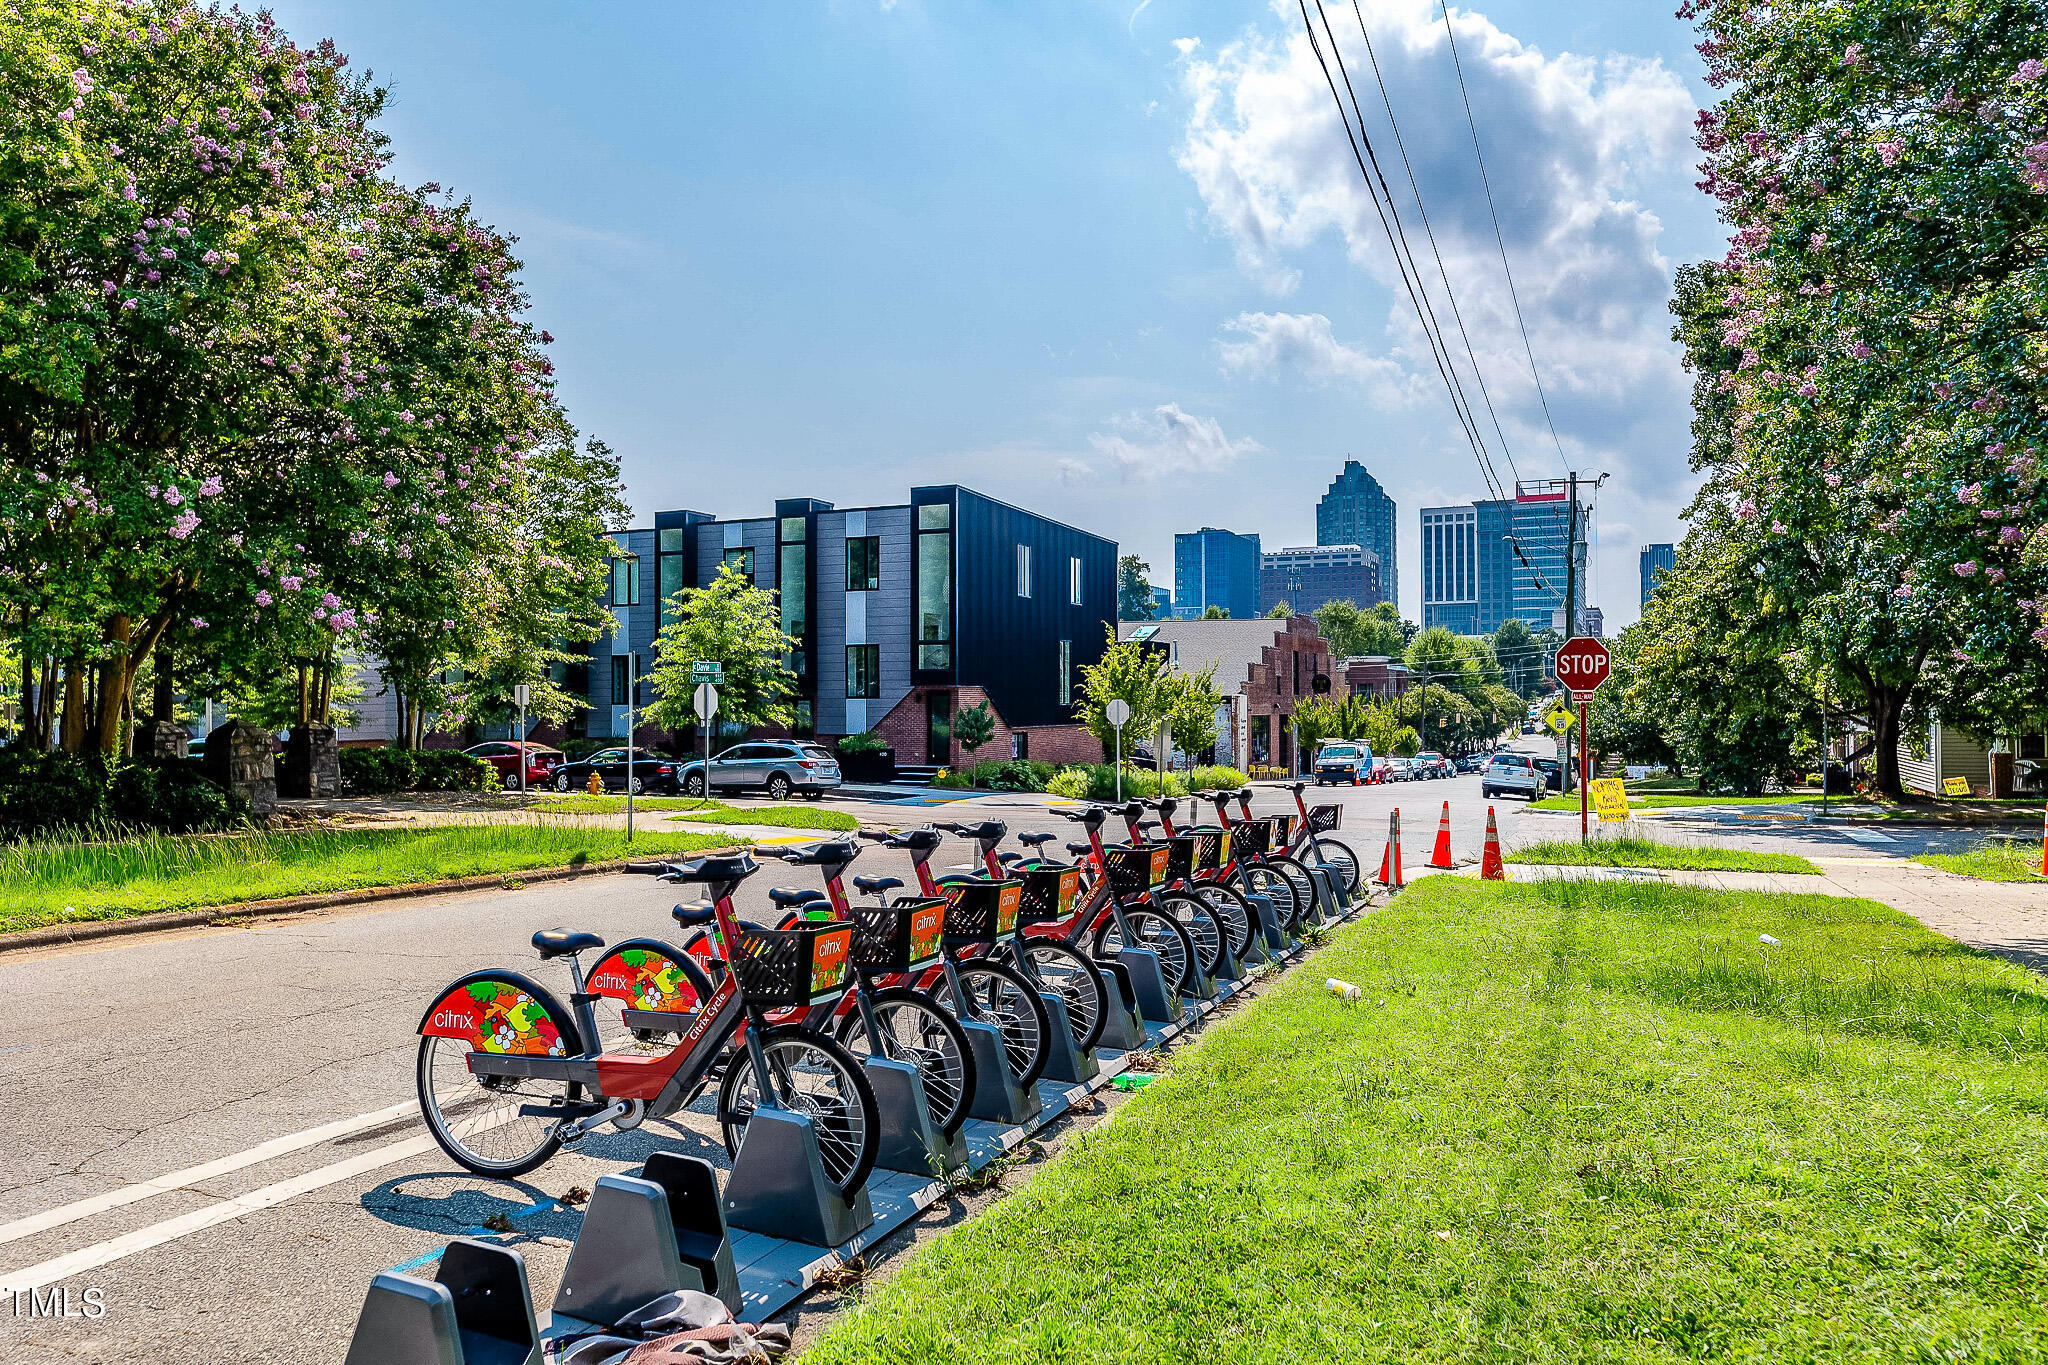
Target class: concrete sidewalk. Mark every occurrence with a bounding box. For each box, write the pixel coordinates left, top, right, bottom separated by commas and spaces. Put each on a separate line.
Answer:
1497, 857, 2048, 973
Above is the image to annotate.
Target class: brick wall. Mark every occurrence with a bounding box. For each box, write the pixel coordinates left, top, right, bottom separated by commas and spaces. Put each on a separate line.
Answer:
1229, 616, 1333, 774
872, 685, 1103, 769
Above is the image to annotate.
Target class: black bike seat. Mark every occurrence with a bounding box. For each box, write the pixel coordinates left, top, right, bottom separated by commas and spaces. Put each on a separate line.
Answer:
1287, 781, 1306, 793
943, 820, 1008, 841
532, 928, 604, 959
1065, 842, 1094, 857
1018, 832, 1056, 847
667, 854, 759, 883
996, 851, 1022, 864
766, 887, 827, 908
853, 875, 903, 895
1137, 820, 1160, 833
672, 903, 715, 928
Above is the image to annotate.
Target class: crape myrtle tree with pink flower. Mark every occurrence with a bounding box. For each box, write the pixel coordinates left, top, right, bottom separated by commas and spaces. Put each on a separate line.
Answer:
0, 0, 622, 759
1653, 0, 2048, 798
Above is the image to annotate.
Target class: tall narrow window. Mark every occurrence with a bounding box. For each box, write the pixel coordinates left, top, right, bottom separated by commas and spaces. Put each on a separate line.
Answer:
609, 554, 640, 606
846, 537, 881, 591
1069, 556, 1083, 606
610, 654, 630, 705
1017, 544, 1032, 598
657, 529, 690, 628
721, 546, 755, 583
778, 515, 807, 678
915, 503, 952, 671
846, 645, 880, 699
1057, 639, 1071, 706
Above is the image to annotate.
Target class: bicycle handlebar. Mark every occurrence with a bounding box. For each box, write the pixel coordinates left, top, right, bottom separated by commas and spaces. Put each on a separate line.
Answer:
623, 862, 671, 875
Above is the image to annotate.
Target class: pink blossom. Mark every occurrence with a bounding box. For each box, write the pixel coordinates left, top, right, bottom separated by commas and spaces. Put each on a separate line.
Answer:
1850, 341, 1873, 359
255, 590, 273, 607
1877, 141, 1902, 166
1737, 497, 1759, 520
101, 280, 116, 295
280, 574, 304, 591
1894, 585, 1914, 598
1954, 561, 1979, 577
198, 475, 223, 497
162, 486, 182, 506
1988, 567, 2007, 582
398, 410, 415, 423
121, 298, 137, 311
188, 617, 207, 629
168, 510, 199, 539
320, 591, 340, 609
435, 511, 450, 525
1842, 43, 1865, 67
381, 471, 399, 488
2000, 526, 2025, 545
1959, 483, 1983, 504
1809, 231, 1828, 249
1986, 442, 2007, 457
441, 618, 455, 631
2014, 59, 2046, 84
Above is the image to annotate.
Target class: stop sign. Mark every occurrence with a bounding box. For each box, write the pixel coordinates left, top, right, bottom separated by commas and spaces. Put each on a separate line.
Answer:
1555, 636, 1611, 698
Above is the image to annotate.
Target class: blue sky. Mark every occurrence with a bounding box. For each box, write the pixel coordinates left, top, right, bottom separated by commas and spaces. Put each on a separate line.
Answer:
263, 0, 1721, 628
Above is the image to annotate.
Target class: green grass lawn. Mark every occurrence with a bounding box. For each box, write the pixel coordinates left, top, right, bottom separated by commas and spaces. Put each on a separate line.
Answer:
1506, 834, 1820, 874
1915, 841, 2047, 883
1528, 791, 1827, 812
805, 877, 2048, 1363
0, 823, 736, 933
529, 795, 856, 830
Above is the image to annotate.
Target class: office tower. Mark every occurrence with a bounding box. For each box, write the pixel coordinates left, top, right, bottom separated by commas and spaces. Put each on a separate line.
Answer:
1173, 527, 1262, 620
1317, 460, 1398, 609
1640, 543, 1676, 609
1259, 545, 1382, 616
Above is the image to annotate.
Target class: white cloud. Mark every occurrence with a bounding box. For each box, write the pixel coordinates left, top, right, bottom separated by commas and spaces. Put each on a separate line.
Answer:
1080, 403, 1265, 482
1175, 0, 1698, 494
1217, 310, 1419, 405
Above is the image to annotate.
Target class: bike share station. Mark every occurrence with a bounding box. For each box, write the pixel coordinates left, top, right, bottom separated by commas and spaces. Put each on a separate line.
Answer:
344, 797, 1366, 1365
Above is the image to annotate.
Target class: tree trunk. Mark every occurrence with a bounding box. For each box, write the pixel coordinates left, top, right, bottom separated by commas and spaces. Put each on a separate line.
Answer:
96, 614, 131, 759
37, 657, 57, 748
17, 647, 35, 746
1868, 684, 1909, 800
60, 657, 87, 752
153, 645, 173, 725
296, 663, 310, 729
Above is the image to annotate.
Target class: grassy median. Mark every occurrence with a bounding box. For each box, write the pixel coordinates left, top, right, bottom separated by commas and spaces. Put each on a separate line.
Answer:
805, 877, 2048, 1363
0, 823, 737, 933
1507, 834, 1820, 874
530, 796, 857, 830
1916, 840, 2046, 883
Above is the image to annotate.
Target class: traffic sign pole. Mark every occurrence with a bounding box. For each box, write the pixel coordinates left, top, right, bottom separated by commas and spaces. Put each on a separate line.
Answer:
1579, 699, 1589, 842
693, 682, 719, 811
1554, 637, 1611, 846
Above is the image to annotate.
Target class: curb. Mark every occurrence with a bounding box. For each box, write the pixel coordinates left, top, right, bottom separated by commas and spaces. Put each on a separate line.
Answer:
0, 847, 741, 956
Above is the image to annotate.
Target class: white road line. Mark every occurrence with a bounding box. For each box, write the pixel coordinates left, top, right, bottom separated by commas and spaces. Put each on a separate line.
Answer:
0, 1099, 419, 1249
0, 1133, 437, 1295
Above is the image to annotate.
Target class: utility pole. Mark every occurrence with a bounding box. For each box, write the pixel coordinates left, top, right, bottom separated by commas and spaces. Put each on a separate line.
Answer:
1561, 471, 1579, 796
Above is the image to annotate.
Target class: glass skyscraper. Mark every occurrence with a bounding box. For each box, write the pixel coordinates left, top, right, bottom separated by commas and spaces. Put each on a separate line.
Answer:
1640, 543, 1676, 609
1421, 480, 1587, 635
1173, 526, 1262, 620
1316, 461, 1398, 610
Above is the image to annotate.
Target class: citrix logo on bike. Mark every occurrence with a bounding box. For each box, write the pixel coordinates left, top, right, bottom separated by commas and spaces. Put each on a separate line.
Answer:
808, 927, 853, 996
421, 981, 567, 1057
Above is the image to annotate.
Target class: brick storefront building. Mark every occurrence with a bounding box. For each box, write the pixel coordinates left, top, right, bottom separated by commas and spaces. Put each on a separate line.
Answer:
1119, 616, 1333, 774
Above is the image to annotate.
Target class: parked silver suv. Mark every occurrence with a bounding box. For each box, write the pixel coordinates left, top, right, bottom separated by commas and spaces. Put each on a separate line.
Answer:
1481, 752, 1544, 802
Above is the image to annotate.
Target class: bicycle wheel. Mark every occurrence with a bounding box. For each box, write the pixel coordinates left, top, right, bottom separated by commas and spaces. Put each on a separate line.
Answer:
928, 959, 1052, 1087
1267, 854, 1321, 923
718, 1026, 880, 1197
1237, 861, 1301, 929
1190, 880, 1256, 961
834, 988, 976, 1137
1311, 836, 1362, 896
1158, 890, 1224, 976
417, 1034, 579, 1179
1017, 937, 1109, 1052
1092, 907, 1196, 995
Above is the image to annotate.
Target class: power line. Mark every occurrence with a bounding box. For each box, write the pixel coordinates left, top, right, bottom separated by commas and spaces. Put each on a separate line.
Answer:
1295, 0, 1512, 509
1440, 1, 1570, 471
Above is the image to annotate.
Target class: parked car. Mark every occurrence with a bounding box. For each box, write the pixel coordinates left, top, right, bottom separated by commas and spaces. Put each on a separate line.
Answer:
1414, 751, 1452, 779
1386, 757, 1415, 782
1454, 754, 1485, 774
466, 741, 564, 791
1314, 741, 1370, 785
551, 746, 686, 795
681, 740, 843, 800
1368, 756, 1393, 782
1531, 756, 1565, 791
1481, 752, 1545, 801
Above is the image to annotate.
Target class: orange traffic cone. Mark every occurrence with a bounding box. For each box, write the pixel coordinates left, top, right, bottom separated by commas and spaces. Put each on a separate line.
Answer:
1376, 808, 1404, 887
1480, 806, 1507, 881
1428, 801, 1454, 870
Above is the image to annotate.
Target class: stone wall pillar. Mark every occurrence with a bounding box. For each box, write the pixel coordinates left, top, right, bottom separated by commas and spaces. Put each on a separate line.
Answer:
283, 724, 340, 798
143, 719, 189, 759
205, 720, 277, 816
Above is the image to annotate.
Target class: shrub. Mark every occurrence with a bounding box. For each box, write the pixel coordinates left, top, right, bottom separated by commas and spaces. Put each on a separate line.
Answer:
1190, 764, 1249, 792
837, 730, 890, 756
1071, 764, 1187, 802
1045, 766, 1093, 800
339, 748, 492, 794
415, 750, 495, 792
962, 759, 1057, 792
108, 757, 248, 834
0, 747, 110, 840
931, 768, 973, 790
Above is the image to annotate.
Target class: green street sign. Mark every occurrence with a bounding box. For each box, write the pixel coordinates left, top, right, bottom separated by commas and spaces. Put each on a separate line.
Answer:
690, 660, 723, 684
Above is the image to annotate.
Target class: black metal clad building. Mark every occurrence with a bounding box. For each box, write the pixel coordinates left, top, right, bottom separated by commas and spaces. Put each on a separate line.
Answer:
912, 486, 1117, 730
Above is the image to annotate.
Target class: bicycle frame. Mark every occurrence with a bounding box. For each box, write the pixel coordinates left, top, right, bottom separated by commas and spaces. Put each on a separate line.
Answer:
448, 878, 785, 1122
917, 819, 1151, 961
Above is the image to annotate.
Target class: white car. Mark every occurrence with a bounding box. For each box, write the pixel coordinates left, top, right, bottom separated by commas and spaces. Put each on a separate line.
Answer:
1481, 753, 1544, 801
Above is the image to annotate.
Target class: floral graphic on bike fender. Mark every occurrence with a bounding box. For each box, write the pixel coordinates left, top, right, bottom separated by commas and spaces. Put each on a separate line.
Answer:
422, 980, 566, 1056
589, 947, 700, 1014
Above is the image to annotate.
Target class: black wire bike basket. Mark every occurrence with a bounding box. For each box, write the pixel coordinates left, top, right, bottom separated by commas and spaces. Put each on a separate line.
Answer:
730, 922, 854, 1007
1307, 803, 1343, 833
849, 898, 947, 973
1228, 820, 1270, 858
940, 878, 1022, 945
1186, 826, 1230, 870
1157, 834, 1196, 883
1016, 865, 1081, 925
1102, 843, 1171, 897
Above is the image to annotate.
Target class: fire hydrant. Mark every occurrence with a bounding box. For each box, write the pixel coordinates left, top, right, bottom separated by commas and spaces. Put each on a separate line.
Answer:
587, 771, 602, 796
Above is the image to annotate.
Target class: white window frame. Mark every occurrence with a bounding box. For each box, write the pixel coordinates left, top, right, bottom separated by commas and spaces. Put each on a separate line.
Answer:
1017, 544, 1033, 598
1069, 556, 1083, 606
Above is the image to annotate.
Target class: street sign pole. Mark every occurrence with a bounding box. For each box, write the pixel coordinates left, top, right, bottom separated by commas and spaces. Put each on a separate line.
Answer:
1105, 699, 1132, 802
693, 682, 720, 812
514, 683, 530, 795
625, 656, 638, 843
1579, 698, 1589, 842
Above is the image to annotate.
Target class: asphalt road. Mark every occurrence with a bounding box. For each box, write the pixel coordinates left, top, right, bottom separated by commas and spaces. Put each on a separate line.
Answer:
0, 769, 2001, 1361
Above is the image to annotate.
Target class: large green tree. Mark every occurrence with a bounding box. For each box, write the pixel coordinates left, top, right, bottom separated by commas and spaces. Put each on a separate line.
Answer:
1116, 554, 1158, 621
646, 562, 798, 735
1674, 0, 2048, 794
